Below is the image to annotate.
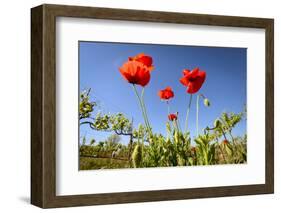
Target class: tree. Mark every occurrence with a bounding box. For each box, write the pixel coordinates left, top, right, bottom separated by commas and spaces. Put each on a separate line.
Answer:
89, 138, 96, 146
107, 134, 121, 144
79, 88, 96, 120
79, 89, 135, 160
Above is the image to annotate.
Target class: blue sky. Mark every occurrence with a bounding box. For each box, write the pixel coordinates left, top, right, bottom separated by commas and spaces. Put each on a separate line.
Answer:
79, 41, 246, 144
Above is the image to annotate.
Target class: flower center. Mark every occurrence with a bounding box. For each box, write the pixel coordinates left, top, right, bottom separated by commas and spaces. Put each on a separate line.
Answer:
189, 77, 197, 82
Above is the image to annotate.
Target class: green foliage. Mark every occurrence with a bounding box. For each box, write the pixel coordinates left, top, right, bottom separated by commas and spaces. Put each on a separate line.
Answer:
79, 111, 246, 170
110, 113, 132, 134
89, 139, 95, 146
79, 89, 96, 120
135, 126, 192, 168
92, 113, 111, 130
80, 134, 129, 159
107, 134, 121, 144
80, 157, 130, 170
79, 89, 247, 170
86, 112, 133, 136
133, 124, 149, 143
194, 134, 216, 165
132, 144, 143, 168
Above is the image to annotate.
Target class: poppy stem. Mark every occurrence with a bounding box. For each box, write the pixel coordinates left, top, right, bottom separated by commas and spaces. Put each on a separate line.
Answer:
220, 127, 227, 141
177, 119, 182, 133
132, 85, 152, 136
199, 93, 205, 99
133, 84, 148, 128
172, 120, 177, 131
166, 101, 170, 115
141, 88, 152, 132
184, 94, 193, 133
196, 94, 199, 136
174, 120, 180, 132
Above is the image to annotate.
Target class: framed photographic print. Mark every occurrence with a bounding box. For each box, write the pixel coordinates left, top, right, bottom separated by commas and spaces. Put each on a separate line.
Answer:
31, 4, 274, 208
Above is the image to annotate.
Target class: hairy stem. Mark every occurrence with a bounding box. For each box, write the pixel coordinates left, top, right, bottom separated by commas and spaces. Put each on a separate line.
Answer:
132, 85, 149, 130
141, 88, 152, 134
220, 127, 227, 141
176, 119, 182, 133
184, 94, 193, 133
174, 120, 180, 132
132, 85, 152, 137
166, 101, 170, 115
196, 94, 200, 136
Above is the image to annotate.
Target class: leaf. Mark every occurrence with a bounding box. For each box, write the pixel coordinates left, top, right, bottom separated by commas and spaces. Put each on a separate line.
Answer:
224, 143, 233, 156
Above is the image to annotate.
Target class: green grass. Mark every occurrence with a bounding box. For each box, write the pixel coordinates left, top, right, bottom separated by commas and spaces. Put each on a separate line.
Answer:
79, 157, 130, 170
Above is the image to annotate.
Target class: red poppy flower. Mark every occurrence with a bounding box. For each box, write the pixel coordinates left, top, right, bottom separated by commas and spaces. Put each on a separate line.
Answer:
223, 140, 229, 145
119, 61, 151, 87
168, 113, 177, 121
179, 68, 206, 94
158, 86, 174, 100
129, 53, 154, 71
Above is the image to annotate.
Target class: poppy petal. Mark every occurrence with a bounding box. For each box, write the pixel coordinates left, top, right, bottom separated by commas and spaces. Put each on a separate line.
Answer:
180, 76, 189, 86
188, 67, 200, 78
165, 86, 172, 91
119, 61, 151, 87
158, 90, 164, 98
180, 67, 206, 94
137, 55, 153, 67
135, 66, 151, 87
187, 72, 206, 94
158, 87, 174, 100
119, 68, 135, 84
182, 69, 190, 76
129, 53, 153, 68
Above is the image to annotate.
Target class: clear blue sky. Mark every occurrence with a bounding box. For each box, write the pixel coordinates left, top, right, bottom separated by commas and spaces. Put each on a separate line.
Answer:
79, 41, 246, 144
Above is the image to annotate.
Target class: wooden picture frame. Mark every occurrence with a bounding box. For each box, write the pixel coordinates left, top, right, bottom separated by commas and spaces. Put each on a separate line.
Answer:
31, 4, 274, 208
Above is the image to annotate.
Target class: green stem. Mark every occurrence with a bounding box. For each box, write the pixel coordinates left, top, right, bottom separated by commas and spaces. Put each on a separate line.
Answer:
220, 127, 227, 141
228, 131, 238, 152
174, 120, 180, 132
132, 85, 149, 131
196, 94, 200, 136
172, 120, 177, 130
141, 88, 152, 133
166, 101, 170, 115
176, 119, 182, 133
184, 94, 193, 133
204, 151, 209, 165
228, 131, 235, 144
217, 140, 227, 163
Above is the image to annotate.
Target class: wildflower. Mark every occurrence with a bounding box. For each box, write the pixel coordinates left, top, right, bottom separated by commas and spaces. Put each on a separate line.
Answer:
119, 61, 151, 87
223, 140, 229, 145
180, 68, 206, 94
168, 113, 178, 121
158, 86, 174, 100
129, 53, 154, 71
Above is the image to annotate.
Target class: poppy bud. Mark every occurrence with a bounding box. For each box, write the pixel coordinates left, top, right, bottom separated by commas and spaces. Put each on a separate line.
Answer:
214, 119, 221, 128
204, 98, 210, 107
132, 144, 142, 168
